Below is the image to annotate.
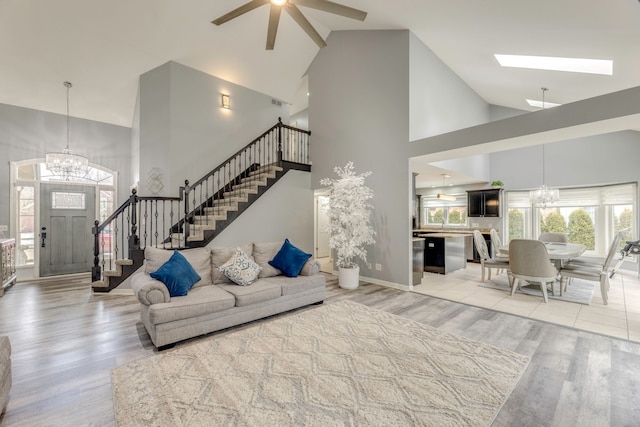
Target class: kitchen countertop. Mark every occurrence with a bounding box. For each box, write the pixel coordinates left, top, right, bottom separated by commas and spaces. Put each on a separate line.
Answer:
413, 228, 492, 234
418, 232, 473, 238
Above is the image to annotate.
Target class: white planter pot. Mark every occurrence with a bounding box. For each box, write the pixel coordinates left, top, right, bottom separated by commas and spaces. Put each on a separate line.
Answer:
338, 266, 360, 290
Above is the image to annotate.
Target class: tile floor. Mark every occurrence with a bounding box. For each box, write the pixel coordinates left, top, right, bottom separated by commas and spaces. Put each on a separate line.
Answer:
413, 262, 640, 343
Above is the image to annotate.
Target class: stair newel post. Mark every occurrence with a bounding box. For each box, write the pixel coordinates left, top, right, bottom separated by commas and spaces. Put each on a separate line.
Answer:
277, 116, 283, 165
91, 220, 101, 282
183, 180, 191, 244
128, 189, 140, 251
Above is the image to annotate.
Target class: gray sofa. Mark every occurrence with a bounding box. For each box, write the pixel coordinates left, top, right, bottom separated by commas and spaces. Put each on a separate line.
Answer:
131, 242, 326, 349
0, 335, 10, 416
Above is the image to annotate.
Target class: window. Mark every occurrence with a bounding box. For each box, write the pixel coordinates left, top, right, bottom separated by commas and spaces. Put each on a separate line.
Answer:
423, 195, 467, 227
505, 183, 636, 256
51, 192, 86, 210
16, 186, 35, 265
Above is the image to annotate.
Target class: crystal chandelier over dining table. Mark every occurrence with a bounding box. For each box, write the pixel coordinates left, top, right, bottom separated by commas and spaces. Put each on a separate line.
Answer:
529, 87, 559, 207
45, 81, 89, 180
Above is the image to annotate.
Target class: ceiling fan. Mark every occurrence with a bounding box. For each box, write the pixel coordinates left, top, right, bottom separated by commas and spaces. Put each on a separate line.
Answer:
212, 0, 367, 50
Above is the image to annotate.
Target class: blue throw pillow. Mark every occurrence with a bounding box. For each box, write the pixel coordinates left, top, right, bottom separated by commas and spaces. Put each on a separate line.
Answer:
150, 250, 201, 297
268, 238, 312, 278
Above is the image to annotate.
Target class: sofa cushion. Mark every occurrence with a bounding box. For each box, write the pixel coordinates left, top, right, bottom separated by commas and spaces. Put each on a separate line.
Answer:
268, 239, 312, 277
148, 285, 236, 325
144, 246, 212, 287
211, 243, 253, 285
218, 248, 262, 286
150, 250, 201, 297
218, 280, 282, 307
263, 274, 326, 297
252, 241, 283, 278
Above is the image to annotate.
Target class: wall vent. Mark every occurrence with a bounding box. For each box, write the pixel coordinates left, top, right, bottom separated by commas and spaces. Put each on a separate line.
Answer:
271, 99, 282, 107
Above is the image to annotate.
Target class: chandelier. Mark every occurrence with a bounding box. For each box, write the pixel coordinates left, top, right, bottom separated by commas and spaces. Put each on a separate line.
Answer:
529, 87, 559, 207
436, 174, 456, 201
45, 81, 89, 180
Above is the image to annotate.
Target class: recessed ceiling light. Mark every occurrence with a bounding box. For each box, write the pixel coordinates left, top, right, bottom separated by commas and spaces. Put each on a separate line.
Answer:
494, 54, 613, 75
526, 99, 562, 108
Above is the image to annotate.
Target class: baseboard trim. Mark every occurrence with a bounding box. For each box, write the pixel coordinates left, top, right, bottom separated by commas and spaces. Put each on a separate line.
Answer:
328, 270, 410, 291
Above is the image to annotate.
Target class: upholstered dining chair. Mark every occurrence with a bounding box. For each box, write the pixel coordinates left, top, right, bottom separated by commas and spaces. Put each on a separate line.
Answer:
559, 232, 623, 305
538, 232, 568, 243
565, 232, 623, 272
489, 228, 508, 274
473, 230, 510, 283
509, 239, 558, 303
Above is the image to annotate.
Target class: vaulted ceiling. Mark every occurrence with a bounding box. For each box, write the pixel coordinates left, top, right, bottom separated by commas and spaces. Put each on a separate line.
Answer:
1, 0, 639, 136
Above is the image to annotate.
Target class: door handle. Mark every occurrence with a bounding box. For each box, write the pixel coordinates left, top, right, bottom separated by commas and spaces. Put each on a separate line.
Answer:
40, 227, 47, 248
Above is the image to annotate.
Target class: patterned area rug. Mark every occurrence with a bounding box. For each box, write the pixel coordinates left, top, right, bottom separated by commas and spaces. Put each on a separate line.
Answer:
112, 301, 530, 426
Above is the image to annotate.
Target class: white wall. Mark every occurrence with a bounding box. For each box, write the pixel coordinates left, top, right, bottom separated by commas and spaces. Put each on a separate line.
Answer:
409, 33, 489, 142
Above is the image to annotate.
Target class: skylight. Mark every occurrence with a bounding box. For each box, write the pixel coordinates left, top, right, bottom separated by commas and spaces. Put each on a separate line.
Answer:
526, 99, 562, 109
494, 54, 613, 75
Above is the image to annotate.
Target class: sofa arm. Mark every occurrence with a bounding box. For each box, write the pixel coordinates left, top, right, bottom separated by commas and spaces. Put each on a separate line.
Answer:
300, 259, 321, 276
131, 271, 170, 306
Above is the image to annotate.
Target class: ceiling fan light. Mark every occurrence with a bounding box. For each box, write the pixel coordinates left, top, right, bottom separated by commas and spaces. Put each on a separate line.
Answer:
271, 0, 288, 6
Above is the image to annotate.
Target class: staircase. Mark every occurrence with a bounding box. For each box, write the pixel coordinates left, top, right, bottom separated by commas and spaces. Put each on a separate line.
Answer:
91, 119, 312, 292
170, 163, 285, 246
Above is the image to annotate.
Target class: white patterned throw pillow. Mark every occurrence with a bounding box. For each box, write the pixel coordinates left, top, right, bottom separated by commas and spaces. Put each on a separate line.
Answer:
218, 248, 262, 286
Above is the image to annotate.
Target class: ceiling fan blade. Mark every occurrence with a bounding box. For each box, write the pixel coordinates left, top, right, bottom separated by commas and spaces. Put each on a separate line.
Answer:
212, 0, 267, 26
291, 0, 367, 21
284, 4, 327, 48
266, 5, 282, 50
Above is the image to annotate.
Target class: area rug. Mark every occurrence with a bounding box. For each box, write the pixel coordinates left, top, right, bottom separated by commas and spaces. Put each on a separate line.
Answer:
479, 277, 595, 305
112, 300, 530, 426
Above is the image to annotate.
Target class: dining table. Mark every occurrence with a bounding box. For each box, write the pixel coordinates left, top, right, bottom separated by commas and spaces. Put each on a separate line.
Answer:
499, 241, 586, 265
499, 241, 586, 296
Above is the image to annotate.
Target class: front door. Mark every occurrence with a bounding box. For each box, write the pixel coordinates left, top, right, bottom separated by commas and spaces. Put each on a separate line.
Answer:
40, 183, 95, 277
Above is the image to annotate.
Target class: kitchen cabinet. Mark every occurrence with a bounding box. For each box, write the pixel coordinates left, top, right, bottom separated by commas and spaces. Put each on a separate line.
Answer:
412, 238, 425, 285
467, 189, 501, 217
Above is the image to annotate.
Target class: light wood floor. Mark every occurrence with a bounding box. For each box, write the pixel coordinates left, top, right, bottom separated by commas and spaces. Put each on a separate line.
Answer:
1, 274, 640, 426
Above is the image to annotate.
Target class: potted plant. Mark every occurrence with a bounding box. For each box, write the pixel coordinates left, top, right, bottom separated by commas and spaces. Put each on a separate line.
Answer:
320, 162, 376, 289
490, 180, 504, 188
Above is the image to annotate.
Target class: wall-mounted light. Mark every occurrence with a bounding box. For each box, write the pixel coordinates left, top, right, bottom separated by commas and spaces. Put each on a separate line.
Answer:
221, 94, 230, 109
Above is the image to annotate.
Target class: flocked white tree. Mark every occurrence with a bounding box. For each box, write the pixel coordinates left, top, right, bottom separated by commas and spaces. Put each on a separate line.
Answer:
320, 162, 376, 268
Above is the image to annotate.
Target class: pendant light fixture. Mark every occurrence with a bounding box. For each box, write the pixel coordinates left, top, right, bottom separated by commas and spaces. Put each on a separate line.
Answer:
436, 174, 456, 201
529, 87, 559, 207
45, 81, 89, 180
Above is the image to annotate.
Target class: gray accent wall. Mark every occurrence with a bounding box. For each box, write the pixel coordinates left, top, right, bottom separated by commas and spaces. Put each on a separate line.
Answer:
209, 170, 314, 253
0, 102, 132, 230
309, 30, 412, 286
308, 30, 493, 287
135, 61, 312, 250
490, 130, 640, 191
137, 61, 291, 197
